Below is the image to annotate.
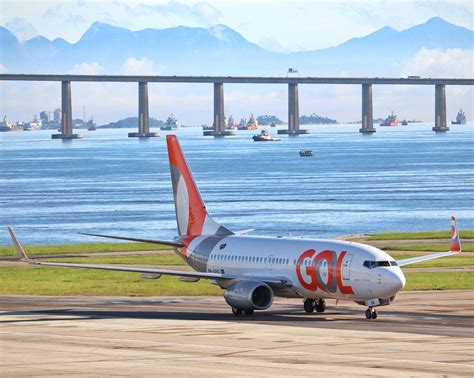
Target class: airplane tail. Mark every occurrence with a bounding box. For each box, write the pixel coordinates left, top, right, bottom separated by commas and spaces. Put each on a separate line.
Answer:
166, 135, 233, 237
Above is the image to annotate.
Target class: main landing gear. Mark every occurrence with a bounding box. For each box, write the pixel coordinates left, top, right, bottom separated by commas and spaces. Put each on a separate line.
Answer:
232, 307, 254, 316
365, 307, 378, 320
303, 298, 326, 313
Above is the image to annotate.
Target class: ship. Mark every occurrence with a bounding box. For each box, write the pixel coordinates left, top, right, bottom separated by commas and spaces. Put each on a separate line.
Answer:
270, 122, 276, 127
237, 114, 258, 130
0, 116, 22, 132
401, 120, 408, 126
86, 118, 97, 131
227, 115, 237, 129
161, 115, 179, 131
451, 109, 466, 125
380, 112, 399, 126
202, 124, 213, 130
252, 129, 280, 142
23, 116, 41, 131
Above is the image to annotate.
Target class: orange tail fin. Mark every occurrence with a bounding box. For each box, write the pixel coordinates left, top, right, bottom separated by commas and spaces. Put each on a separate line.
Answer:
166, 135, 233, 237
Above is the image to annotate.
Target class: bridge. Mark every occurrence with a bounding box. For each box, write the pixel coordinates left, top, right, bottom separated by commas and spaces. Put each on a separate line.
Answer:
1, 74, 473, 139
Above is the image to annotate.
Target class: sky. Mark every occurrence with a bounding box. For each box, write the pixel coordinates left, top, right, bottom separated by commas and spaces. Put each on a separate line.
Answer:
0, 0, 473, 124
1, 0, 473, 51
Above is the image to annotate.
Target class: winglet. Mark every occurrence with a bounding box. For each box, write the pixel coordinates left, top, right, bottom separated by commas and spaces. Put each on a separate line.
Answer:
450, 216, 462, 253
7, 227, 32, 263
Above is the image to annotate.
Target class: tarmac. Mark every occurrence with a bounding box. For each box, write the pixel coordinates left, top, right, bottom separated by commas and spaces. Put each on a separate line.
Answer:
1, 291, 473, 377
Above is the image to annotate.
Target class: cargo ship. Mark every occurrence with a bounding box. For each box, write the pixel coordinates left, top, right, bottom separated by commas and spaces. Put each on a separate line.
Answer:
23, 116, 41, 131
161, 115, 179, 131
86, 118, 97, 131
451, 109, 466, 125
0, 116, 22, 132
227, 115, 237, 129
380, 112, 399, 126
237, 114, 258, 130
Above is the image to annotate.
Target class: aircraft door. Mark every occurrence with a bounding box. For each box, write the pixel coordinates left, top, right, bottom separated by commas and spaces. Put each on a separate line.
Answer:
342, 253, 354, 280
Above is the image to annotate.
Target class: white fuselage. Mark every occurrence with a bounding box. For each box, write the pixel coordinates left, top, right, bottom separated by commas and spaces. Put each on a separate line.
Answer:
182, 235, 406, 302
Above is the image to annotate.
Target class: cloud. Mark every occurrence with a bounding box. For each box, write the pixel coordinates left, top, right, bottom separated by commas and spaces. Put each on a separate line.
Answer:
192, 2, 223, 25
0, 64, 7, 74
70, 62, 103, 75
403, 48, 474, 78
5, 17, 38, 41
121, 58, 156, 75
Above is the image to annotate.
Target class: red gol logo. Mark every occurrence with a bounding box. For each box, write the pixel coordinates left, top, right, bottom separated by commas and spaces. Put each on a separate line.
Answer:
295, 249, 354, 294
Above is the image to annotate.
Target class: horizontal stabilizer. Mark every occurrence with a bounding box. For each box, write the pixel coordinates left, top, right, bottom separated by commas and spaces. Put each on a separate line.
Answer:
79, 232, 183, 248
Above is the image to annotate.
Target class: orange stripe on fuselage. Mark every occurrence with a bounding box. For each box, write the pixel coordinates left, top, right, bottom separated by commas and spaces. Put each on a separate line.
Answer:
167, 135, 207, 236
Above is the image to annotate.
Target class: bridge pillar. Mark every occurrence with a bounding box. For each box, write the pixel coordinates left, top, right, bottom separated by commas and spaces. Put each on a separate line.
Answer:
433, 84, 449, 132
278, 83, 308, 135
360, 84, 375, 134
52, 81, 83, 139
129, 82, 159, 138
204, 82, 234, 137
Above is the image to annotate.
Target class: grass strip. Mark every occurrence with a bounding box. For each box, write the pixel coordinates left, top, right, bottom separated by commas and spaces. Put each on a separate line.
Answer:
403, 271, 474, 291
0, 266, 222, 296
0, 242, 172, 257
368, 229, 474, 241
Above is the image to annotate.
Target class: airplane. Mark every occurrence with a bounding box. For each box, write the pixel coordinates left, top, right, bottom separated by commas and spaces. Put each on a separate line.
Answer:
8, 135, 462, 320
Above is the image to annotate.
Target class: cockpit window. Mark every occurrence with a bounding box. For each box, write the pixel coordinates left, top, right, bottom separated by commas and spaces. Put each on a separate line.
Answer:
364, 260, 397, 269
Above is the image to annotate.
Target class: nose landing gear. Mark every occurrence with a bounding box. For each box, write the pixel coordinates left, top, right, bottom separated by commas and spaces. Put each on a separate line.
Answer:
365, 307, 378, 320
303, 299, 326, 313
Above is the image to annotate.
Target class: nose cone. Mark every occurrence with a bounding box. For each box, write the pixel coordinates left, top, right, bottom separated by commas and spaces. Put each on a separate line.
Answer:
386, 269, 406, 294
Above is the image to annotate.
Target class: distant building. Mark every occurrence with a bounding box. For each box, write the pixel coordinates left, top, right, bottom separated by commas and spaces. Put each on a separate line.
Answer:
40, 111, 51, 123
53, 109, 61, 123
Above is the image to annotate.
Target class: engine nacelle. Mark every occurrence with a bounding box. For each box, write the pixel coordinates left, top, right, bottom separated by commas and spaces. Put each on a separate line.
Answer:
224, 280, 273, 310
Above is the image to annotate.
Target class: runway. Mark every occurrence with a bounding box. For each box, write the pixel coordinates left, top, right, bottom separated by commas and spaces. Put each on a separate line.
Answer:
1, 291, 473, 376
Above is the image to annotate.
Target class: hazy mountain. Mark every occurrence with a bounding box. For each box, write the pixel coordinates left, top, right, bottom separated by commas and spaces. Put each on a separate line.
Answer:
1, 17, 472, 76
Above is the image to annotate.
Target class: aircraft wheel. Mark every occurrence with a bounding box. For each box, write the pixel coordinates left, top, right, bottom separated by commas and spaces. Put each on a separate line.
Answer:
315, 299, 326, 313
232, 307, 243, 316
304, 299, 315, 313
365, 308, 372, 319
244, 309, 254, 316
371, 308, 378, 319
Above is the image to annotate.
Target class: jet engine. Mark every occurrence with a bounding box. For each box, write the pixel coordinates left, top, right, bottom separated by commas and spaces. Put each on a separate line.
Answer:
224, 280, 273, 310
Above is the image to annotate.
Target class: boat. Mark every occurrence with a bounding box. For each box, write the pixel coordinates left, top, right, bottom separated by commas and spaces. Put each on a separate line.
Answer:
24, 118, 41, 131
380, 112, 399, 126
237, 115, 258, 130
270, 122, 276, 127
252, 129, 280, 142
227, 115, 237, 129
0, 116, 22, 132
86, 118, 97, 131
451, 109, 466, 125
202, 124, 213, 130
401, 120, 408, 125
299, 149, 314, 157
161, 115, 179, 131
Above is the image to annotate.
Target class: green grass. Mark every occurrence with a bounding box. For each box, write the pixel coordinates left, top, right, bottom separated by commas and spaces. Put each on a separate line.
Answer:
44, 254, 186, 266
0, 242, 172, 257
403, 272, 474, 291
0, 266, 222, 296
367, 229, 474, 241
383, 243, 474, 252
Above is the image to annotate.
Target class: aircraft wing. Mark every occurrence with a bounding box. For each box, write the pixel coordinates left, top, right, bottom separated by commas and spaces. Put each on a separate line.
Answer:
397, 216, 462, 267
7, 228, 293, 287
79, 232, 183, 248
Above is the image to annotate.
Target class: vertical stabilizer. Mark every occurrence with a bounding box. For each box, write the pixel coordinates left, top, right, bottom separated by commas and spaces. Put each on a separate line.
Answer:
166, 135, 233, 237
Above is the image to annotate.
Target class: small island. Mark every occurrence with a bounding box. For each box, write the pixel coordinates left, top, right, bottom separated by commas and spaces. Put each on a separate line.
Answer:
99, 117, 165, 129
299, 113, 337, 124
256, 115, 285, 125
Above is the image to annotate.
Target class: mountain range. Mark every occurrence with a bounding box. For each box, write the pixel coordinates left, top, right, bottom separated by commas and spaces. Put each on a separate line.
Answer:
1, 17, 472, 76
